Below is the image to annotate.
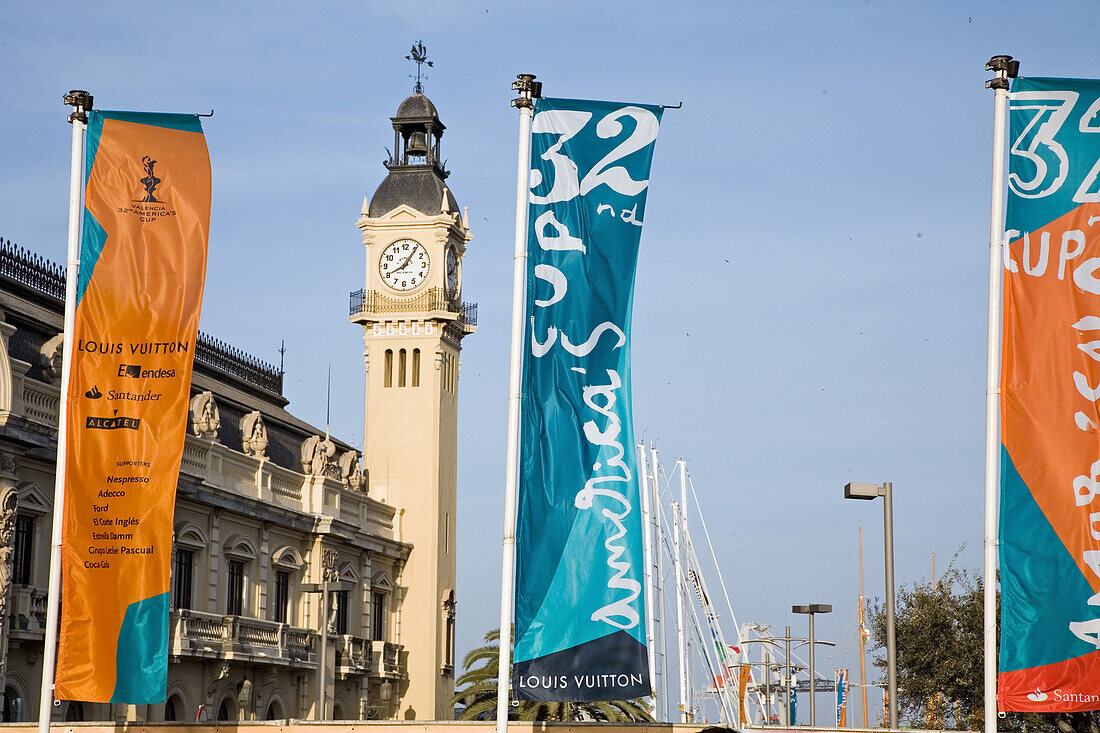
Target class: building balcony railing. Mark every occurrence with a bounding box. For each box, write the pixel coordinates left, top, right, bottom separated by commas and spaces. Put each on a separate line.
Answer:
334, 634, 371, 678
349, 288, 477, 330
8, 584, 47, 638
170, 609, 314, 666
369, 640, 406, 679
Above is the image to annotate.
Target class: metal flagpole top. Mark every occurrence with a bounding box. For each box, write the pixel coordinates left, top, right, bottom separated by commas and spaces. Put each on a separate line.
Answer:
511, 74, 542, 109
64, 90, 93, 123
985, 55, 1019, 90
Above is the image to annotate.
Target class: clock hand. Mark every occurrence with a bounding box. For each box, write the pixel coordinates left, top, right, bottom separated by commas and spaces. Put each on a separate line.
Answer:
390, 250, 417, 275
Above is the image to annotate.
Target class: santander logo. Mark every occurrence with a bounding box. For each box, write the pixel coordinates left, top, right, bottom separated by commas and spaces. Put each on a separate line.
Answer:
1027, 688, 1049, 702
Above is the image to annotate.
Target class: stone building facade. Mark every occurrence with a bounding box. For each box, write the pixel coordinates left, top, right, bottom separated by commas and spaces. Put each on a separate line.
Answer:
0, 90, 474, 724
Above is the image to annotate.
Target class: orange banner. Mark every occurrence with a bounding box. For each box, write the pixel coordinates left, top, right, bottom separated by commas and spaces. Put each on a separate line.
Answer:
56, 111, 210, 703
739, 664, 751, 723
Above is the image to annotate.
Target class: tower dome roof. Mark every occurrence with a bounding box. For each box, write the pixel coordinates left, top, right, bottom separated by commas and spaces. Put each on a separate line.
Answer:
368, 170, 459, 218
395, 93, 438, 120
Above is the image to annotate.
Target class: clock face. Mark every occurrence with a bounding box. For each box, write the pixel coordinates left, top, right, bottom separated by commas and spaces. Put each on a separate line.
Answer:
379, 239, 430, 292
446, 247, 458, 294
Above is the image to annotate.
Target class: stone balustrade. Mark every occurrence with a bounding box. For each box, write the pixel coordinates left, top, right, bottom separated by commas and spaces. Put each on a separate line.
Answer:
170, 609, 315, 666
370, 640, 406, 680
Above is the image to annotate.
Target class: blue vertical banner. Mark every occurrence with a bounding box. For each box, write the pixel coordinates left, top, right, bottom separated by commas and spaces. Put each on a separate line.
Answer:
513, 97, 663, 702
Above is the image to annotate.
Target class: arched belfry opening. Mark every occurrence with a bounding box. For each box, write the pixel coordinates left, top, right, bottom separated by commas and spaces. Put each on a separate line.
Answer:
388, 94, 447, 173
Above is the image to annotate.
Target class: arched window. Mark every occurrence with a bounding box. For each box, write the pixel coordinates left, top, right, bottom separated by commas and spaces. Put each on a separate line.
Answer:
441, 589, 456, 674
265, 700, 284, 720
398, 349, 407, 387
271, 545, 305, 625
3, 686, 22, 722
384, 350, 393, 388
411, 349, 420, 387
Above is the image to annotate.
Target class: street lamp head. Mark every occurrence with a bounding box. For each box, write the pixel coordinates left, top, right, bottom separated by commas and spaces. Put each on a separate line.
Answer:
792, 604, 831, 614
379, 679, 392, 703
845, 482, 881, 500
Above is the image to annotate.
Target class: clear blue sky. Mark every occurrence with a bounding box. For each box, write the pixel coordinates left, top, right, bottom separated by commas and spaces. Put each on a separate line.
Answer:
3, 0, 1097, 722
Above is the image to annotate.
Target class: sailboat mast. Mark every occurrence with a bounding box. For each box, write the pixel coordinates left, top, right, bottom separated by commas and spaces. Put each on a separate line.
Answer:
858, 524, 869, 728
674, 460, 691, 722
638, 444, 659, 710
650, 447, 668, 720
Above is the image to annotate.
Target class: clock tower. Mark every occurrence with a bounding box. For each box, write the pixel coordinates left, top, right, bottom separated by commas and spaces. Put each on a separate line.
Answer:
350, 90, 475, 719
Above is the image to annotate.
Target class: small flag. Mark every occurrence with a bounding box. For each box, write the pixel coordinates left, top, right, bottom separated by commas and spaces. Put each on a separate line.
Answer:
835, 668, 849, 726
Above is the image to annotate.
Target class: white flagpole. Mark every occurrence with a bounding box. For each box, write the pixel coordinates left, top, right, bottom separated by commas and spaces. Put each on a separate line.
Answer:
983, 54, 1016, 733
496, 73, 540, 733
39, 90, 93, 733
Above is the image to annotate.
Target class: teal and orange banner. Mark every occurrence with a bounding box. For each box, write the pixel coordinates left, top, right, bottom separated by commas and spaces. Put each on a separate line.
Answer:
56, 111, 210, 703
1000, 77, 1100, 711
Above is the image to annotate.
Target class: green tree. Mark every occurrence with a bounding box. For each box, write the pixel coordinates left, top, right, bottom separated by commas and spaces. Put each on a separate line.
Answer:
867, 568, 984, 728
867, 568, 1100, 733
452, 628, 654, 722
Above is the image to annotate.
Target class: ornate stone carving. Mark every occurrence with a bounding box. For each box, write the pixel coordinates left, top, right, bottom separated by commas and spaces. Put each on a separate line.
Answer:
0, 485, 17, 676
39, 333, 65, 384
301, 435, 336, 476
208, 663, 230, 695
190, 391, 220, 439
322, 548, 340, 634
239, 411, 268, 458
0, 453, 16, 479
339, 451, 365, 492
322, 548, 339, 582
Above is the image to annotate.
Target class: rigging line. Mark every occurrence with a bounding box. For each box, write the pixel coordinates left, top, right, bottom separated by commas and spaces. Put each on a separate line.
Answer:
836, 528, 860, 589
680, 527, 746, 721
680, 537, 727, 720
675, 501, 737, 721
686, 470, 748, 650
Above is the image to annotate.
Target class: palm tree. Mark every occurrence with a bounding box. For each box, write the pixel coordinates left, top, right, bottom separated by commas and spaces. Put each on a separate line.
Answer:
452, 628, 654, 722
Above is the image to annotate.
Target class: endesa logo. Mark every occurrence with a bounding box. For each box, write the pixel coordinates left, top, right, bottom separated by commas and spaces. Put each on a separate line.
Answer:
86, 416, 141, 431
118, 364, 176, 379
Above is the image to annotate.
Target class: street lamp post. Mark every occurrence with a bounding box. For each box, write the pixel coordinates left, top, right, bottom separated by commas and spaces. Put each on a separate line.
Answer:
302, 579, 355, 720
785, 625, 792, 726
792, 603, 831, 728
845, 481, 897, 729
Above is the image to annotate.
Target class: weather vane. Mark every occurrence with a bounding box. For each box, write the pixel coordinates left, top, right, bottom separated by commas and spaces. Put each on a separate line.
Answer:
406, 41, 433, 94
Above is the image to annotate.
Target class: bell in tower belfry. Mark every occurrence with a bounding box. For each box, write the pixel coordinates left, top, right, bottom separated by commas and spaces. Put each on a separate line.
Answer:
406, 129, 429, 156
